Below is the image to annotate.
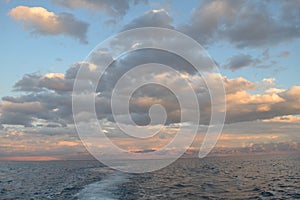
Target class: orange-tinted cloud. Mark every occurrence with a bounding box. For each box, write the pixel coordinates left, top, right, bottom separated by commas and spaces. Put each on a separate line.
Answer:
262, 115, 300, 123
0, 156, 60, 161
57, 141, 80, 147
9, 6, 88, 43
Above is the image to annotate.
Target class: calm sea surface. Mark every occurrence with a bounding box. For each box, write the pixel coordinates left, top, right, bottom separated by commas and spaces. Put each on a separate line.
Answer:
0, 154, 299, 199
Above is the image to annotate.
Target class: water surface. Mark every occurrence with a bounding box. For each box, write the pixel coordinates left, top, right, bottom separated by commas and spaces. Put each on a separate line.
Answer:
0, 154, 299, 199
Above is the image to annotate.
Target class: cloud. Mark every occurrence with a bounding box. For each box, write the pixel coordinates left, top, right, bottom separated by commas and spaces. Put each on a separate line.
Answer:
222, 76, 255, 94
277, 51, 290, 58
262, 115, 300, 123
2, 1, 300, 159
225, 85, 300, 123
223, 54, 258, 71
0, 126, 87, 159
57, 141, 81, 147
222, 50, 276, 71
122, 9, 173, 30
12, 73, 42, 92
39, 73, 73, 92
178, 0, 243, 45
1, 68, 300, 158
9, 6, 89, 43
51, 0, 147, 17
2, 102, 45, 115
5, 131, 25, 138
2, 63, 300, 129
117, 1, 300, 49
178, 0, 300, 48
13, 73, 73, 93
1, 72, 74, 127
281, 0, 300, 24
0, 28, 298, 127
261, 78, 276, 88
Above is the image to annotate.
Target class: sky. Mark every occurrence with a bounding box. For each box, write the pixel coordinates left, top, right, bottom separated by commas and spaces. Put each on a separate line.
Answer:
0, 0, 300, 161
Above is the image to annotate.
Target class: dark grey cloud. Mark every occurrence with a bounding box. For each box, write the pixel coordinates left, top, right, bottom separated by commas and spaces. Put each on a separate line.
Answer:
0, 57, 211, 128
178, 0, 244, 45
2, 58, 300, 129
13, 73, 73, 93
0, 112, 33, 127
122, 9, 173, 30
39, 75, 73, 92
96, 49, 199, 93
124, 0, 299, 49
178, 0, 300, 48
81, 46, 215, 125
223, 54, 257, 71
281, 0, 300, 25
52, 0, 147, 17
222, 49, 278, 71
1, 73, 74, 128
1, 66, 297, 127
13, 73, 43, 92
0, 93, 72, 128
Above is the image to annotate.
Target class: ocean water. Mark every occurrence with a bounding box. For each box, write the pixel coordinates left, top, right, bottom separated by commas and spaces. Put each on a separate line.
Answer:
0, 154, 299, 199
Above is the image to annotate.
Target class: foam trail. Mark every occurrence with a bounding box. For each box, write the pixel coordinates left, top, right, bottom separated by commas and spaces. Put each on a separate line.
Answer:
76, 171, 128, 200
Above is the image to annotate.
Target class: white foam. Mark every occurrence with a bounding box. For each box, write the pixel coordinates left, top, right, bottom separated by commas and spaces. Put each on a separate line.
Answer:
76, 171, 128, 200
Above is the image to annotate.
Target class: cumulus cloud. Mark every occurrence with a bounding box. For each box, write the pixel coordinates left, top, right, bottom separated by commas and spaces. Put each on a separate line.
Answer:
13, 73, 42, 92
13, 73, 73, 92
39, 73, 73, 92
51, 0, 147, 17
178, 0, 300, 48
225, 85, 300, 123
117, 0, 300, 57
9, 6, 89, 43
122, 9, 173, 30
1, 59, 300, 157
178, 0, 243, 45
2, 61, 300, 128
0, 72, 75, 128
222, 76, 255, 94
0, 17, 299, 130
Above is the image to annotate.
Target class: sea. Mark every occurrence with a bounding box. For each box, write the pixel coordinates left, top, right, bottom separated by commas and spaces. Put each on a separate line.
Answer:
0, 154, 299, 199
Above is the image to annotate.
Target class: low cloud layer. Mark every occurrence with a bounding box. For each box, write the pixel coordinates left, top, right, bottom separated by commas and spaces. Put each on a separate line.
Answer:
1, 62, 300, 128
